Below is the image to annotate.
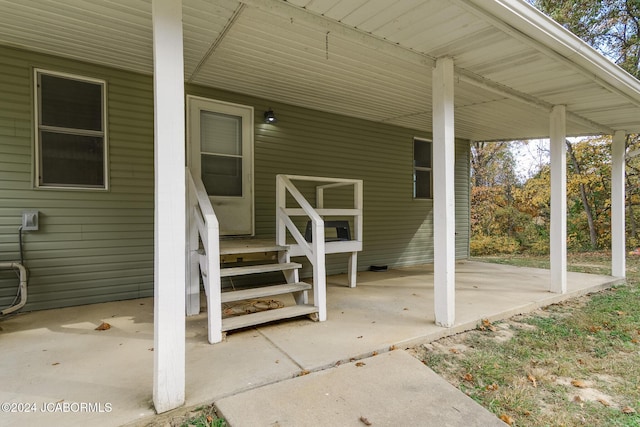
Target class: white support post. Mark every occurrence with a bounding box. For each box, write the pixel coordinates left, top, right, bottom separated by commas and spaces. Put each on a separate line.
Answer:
550, 105, 567, 293
185, 183, 200, 316
349, 180, 363, 288
312, 220, 327, 321
611, 130, 626, 278
152, 0, 186, 414
347, 252, 358, 288
432, 57, 456, 327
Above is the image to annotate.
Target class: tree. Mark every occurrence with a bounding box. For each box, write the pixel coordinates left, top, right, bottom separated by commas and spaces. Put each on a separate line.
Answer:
532, 0, 640, 249
470, 141, 518, 188
566, 140, 598, 249
532, 0, 640, 77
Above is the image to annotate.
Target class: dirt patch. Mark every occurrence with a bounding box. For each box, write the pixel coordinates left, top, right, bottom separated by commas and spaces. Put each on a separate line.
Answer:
412, 288, 640, 426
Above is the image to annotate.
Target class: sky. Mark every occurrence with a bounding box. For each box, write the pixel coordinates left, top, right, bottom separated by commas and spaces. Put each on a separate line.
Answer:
510, 139, 550, 182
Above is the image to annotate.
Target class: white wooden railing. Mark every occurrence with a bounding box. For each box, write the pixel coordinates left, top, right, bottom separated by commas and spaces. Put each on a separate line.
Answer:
186, 168, 222, 344
276, 175, 363, 321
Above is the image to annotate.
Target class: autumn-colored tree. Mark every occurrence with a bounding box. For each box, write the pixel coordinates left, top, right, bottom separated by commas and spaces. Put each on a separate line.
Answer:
470, 141, 538, 254
531, 0, 640, 249
470, 2, 640, 255
471, 141, 518, 188
565, 137, 613, 250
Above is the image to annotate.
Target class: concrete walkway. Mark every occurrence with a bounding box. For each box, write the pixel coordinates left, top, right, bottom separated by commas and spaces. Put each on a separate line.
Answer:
216, 350, 506, 427
0, 261, 621, 426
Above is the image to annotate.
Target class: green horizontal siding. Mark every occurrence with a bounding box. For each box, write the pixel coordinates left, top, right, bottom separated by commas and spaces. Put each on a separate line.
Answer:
0, 44, 470, 311
187, 85, 471, 276
0, 46, 154, 311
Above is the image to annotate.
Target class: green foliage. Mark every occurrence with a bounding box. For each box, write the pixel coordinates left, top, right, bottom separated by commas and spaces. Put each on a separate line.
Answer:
180, 414, 227, 427
531, 0, 640, 78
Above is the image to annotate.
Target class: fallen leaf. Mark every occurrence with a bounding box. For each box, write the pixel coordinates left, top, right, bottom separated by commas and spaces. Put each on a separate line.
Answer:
481, 318, 497, 332
622, 406, 636, 414
449, 348, 460, 354
486, 383, 499, 391
355, 362, 366, 367
527, 374, 537, 388
403, 307, 409, 311
577, 359, 586, 365
357, 336, 363, 339
573, 395, 584, 403
372, 351, 378, 356
588, 325, 602, 333
206, 416, 213, 423
632, 338, 639, 344
597, 398, 610, 407
523, 410, 531, 416
499, 414, 514, 425
389, 345, 397, 351
299, 370, 310, 376
571, 379, 588, 388
51, 362, 60, 366
95, 322, 111, 331
463, 373, 474, 382
359, 416, 372, 426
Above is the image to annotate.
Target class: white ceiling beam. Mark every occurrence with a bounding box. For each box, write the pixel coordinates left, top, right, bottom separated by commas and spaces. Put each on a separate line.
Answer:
187, 3, 246, 83
241, 0, 615, 135
456, 70, 614, 135
239, 0, 435, 67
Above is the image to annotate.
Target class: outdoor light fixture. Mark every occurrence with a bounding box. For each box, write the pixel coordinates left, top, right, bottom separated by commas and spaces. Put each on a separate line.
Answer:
264, 109, 277, 124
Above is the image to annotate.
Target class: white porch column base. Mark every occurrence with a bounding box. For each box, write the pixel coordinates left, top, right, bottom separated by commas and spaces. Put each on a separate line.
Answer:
611, 130, 626, 277
550, 105, 567, 293
152, 0, 186, 414
432, 57, 456, 327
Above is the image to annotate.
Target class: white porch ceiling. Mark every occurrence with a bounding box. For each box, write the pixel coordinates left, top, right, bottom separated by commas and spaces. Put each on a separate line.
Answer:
1, 0, 639, 141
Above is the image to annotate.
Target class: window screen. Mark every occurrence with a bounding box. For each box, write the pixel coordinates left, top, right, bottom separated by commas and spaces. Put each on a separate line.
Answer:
200, 111, 243, 197
36, 70, 107, 189
413, 138, 432, 199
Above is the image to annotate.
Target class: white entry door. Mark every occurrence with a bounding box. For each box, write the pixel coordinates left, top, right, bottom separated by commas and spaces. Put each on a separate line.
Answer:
188, 96, 254, 236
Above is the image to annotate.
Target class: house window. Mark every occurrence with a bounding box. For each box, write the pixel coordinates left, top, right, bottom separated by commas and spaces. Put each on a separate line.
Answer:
35, 69, 107, 189
413, 138, 432, 199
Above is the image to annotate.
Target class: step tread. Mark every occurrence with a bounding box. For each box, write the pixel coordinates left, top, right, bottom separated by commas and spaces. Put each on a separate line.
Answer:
220, 239, 288, 255
221, 282, 312, 303
220, 262, 302, 277
222, 304, 318, 331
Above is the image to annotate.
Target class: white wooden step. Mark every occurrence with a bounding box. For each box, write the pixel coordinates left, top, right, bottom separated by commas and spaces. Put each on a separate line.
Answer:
220, 239, 288, 255
221, 282, 311, 303
221, 304, 318, 331
220, 262, 302, 277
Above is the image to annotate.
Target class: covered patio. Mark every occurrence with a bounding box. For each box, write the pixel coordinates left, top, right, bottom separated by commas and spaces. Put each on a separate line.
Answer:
1, 0, 639, 414
0, 262, 621, 426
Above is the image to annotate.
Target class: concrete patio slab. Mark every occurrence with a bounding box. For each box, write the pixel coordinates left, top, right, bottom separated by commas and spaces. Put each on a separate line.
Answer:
0, 261, 622, 426
216, 350, 507, 427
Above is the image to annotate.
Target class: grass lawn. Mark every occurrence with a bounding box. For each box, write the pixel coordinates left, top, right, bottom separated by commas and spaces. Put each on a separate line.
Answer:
412, 252, 640, 427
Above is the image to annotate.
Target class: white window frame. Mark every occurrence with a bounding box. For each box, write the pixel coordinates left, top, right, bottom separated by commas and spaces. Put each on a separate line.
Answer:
413, 137, 433, 199
34, 68, 109, 190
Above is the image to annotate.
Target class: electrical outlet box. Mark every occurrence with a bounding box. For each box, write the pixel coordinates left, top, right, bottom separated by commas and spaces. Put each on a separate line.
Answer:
22, 210, 39, 231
